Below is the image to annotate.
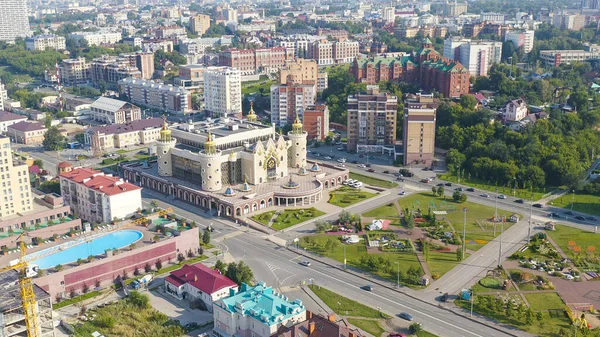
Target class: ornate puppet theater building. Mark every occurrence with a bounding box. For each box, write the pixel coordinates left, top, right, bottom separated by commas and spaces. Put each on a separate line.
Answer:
122, 111, 348, 219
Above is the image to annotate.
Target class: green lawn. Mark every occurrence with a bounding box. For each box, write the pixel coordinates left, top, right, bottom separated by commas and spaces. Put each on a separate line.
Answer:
438, 173, 553, 201
329, 186, 376, 207
242, 79, 275, 96
417, 331, 440, 337
308, 285, 388, 319
524, 293, 565, 311
548, 193, 600, 216
54, 290, 103, 309
348, 318, 385, 337
455, 298, 572, 337
546, 225, 600, 259
426, 251, 469, 278
350, 172, 399, 188
363, 202, 401, 218
252, 208, 325, 230
301, 235, 422, 286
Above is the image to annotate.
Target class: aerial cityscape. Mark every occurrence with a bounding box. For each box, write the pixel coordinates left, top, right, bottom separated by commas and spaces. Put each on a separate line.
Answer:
0, 0, 599, 336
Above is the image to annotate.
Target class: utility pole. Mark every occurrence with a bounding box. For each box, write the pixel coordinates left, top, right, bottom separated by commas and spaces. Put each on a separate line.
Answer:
498, 216, 504, 268
343, 244, 347, 270
462, 207, 467, 260
571, 190, 575, 213
395, 261, 400, 288
527, 198, 533, 244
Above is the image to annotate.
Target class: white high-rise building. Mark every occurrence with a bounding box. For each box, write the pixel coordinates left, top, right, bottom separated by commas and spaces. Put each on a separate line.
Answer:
203, 67, 242, 118
0, 137, 32, 219
505, 30, 535, 54
459, 41, 502, 77
0, 80, 7, 109
382, 7, 395, 24
0, 0, 31, 42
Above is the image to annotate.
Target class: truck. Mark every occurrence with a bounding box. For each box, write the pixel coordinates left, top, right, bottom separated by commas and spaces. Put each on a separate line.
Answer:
131, 274, 153, 289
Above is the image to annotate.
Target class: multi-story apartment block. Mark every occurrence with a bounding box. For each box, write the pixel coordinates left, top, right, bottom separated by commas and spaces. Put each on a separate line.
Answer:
270, 80, 317, 127
0, 81, 7, 110
443, 1, 468, 16
346, 86, 397, 152
308, 40, 360, 66
6, 121, 47, 145
59, 167, 142, 224
232, 21, 277, 33
315, 28, 349, 41
203, 67, 242, 118
403, 94, 438, 166
0, 136, 32, 218
155, 25, 186, 39
480, 12, 505, 23
69, 30, 122, 46
119, 78, 192, 115
351, 39, 470, 98
539, 48, 600, 67
279, 58, 318, 84
553, 13, 585, 31
308, 40, 333, 66
59, 57, 91, 85
462, 22, 510, 38
303, 104, 330, 141
0, 0, 31, 42
219, 47, 295, 75
382, 7, 396, 24
443, 38, 501, 77
89, 97, 142, 124
25, 34, 66, 51
85, 117, 164, 153
504, 30, 535, 54
190, 14, 211, 35
120, 52, 154, 80
212, 282, 306, 337
273, 35, 321, 58
333, 40, 360, 64
175, 65, 207, 92
90, 55, 142, 88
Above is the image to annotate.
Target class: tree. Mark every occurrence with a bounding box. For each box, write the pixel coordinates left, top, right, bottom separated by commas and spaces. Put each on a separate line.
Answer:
177, 253, 185, 262
338, 210, 352, 224
39, 181, 60, 194
42, 126, 65, 151
536, 311, 544, 325
127, 290, 150, 309
436, 186, 445, 197
456, 248, 463, 261
33, 159, 43, 169
74, 133, 86, 144
459, 193, 468, 203
202, 229, 211, 245
325, 238, 339, 252
155, 259, 162, 271
315, 220, 331, 233
452, 191, 463, 202
215, 260, 227, 275
82, 282, 89, 294
133, 265, 140, 276
459, 94, 477, 110
55, 264, 63, 271
225, 261, 254, 286
525, 308, 534, 325
432, 186, 437, 195
409, 323, 423, 334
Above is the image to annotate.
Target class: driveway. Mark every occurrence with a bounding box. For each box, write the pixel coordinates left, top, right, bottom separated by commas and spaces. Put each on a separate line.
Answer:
146, 285, 213, 326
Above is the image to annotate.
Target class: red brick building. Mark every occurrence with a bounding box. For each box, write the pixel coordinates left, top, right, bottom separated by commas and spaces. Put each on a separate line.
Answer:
302, 104, 330, 141
350, 39, 470, 98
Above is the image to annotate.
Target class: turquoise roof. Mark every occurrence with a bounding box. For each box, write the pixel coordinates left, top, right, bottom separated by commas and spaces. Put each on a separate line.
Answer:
219, 282, 305, 326
310, 163, 321, 172
224, 187, 236, 196
241, 182, 252, 192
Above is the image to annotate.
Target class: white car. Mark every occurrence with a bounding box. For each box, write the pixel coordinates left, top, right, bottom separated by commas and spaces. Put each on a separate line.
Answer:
324, 156, 332, 160
497, 194, 506, 199
358, 164, 366, 168
337, 158, 346, 163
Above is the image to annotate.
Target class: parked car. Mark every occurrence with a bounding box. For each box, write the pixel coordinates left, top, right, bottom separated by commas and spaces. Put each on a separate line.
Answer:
300, 261, 311, 267
398, 312, 413, 321
466, 188, 475, 192
514, 199, 524, 203
365, 164, 371, 167
324, 156, 332, 160
396, 177, 404, 181
337, 147, 345, 151
436, 183, 444, 187
533, 203, 543, 208
351, 160, 359, 164
454, 187, 463, 191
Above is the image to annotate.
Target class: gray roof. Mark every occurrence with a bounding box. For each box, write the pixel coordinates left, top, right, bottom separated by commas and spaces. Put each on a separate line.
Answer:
88, 117, 163, 135
91, 97, 131, 113
0, 270, 50, 312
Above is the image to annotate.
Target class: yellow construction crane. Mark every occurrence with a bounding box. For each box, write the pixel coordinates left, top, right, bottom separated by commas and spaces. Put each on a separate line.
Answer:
129, 207, 174, 227
0, 234, 40, 337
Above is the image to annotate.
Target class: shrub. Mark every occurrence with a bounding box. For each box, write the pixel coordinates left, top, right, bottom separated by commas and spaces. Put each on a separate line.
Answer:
432, 273, 441, 280
479, 277, 501, 289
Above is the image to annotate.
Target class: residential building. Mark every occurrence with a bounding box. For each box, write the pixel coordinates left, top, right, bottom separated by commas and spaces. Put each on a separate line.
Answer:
58, 57, 91, 85
274, 311, 364, 337
462, 22, 510, 39
303, 104, 330, 141
539, 49, 600, 67
231, 21, 276, 33
190, 14, 211, 35
0, 110, 27, 133
90, 55, 142, 88
0, 0, 31, 42
0, 136, 32, 218
175, 65, 207, 92
69, 30, 122, 46
119, 78, 192, 114
123, 36, 143, 48
308, 40, 360, 66
457, 40, 502, 77
480, 13, 505, 23
0, 270, 55, 337
142, 39, 174, 53
333, 40, 361, 64
212, 282, 306, 337
219, 47, 295, 75
164, 263, 238, 311
444, 1, 468, 16
317, 72, 328, 93
85, 117, 164, 153
503, 98, 528, 121
0, 81, 7, 110
351, 39, 470, 98
155, 25, 186, 39
278, 59, 318, 85
25, 34, 66, 51
346, 86, 397, 152
315, 28, 349, 42
382, 7, 395, 24
89, 97, 142, 124
553, 13, 585, 31
403, 94, 438, 166
6, 121, 47, 145
59, 167, 142, 223
270, 80, 317, 127
203, 67, 242, 118
505, 30, 535, 53
308, 40, 333, 66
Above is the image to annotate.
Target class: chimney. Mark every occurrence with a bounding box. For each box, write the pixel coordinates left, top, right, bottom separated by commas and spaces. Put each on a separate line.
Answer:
194, 275, 198, 282
309, 322, 316, 335
328, 313, 336, 322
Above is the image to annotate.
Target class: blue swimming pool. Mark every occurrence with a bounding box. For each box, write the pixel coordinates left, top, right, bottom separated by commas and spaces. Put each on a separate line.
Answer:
33, 230, 143, 269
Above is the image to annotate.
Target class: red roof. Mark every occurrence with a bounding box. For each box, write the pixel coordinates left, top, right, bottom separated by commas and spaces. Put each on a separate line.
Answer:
165, 263, 237, 295
57, 161, 73, 169
60, 168, 140, 196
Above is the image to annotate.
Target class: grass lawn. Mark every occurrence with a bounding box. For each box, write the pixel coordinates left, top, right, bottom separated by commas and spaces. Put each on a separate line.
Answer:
363, 202, 400, 218
350, 172, 399, 188
455, 298, 571, 337
74, 295, 184, 337
438, 173, 553, 201
548, 194, 600, 216
252, 208, 325, 230
308, 285, 388, 318
417, 331, 440, 337
348, 318, 385, 337
155, 255, 207, 275
426, 251, 469, 278
241, 79, 275, 96
546, 225, 600, 259
54, 290, 103, 309
301, 235, 422, 286
329, 186, 376, 207
524, 293, 565, 311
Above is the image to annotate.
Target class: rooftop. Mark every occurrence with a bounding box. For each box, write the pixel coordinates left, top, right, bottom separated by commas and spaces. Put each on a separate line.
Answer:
90, 97, 131, 113
275, 311, 365, 337
218, 282, 305, 326
7, 121, 46, 132
0, 270, 51, 312
60, 168, 141, 197
0, 111, 27, 123
88, 117, 163, 136
165, 263, 237, 294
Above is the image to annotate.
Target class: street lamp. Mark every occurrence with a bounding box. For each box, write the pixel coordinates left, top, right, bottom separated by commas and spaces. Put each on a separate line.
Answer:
343, 244, 347, 270
394, 261, 400, 288
462, 207, 467, 260
571, 190, 575, 213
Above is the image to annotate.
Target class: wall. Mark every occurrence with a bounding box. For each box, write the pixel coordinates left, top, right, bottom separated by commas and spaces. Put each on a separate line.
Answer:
34, 227, 199, 299
108, 189, 142, 219
0, 219, 82, 249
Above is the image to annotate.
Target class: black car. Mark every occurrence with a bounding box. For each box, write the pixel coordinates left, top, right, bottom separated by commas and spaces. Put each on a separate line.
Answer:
565, 211, 574, 216
363, 285, 374, 291
440, 293, 449, 302
514, 199, 524, 203
533, 203, 543, 208
351, 160, 359, 164
587, 216, 598, 221
549, 212, 559, 217
383, 170, 390, 174
575, 215, 586, 221
445, 183, 452, 186
436, 183, 444, 187
365, 164, 371, 167
466, 188, 475, 192
454, 187, 463, 191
